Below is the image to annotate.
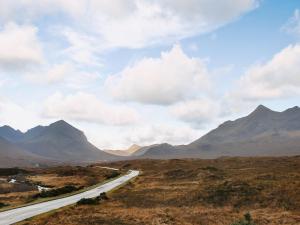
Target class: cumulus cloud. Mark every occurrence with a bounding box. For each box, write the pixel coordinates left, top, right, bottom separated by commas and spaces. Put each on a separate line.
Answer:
0, 22, 43, 71
42, 92, 139, 126
106, 44, 211, 105
231, 44, 300, 101
170, 98, 220, 127
0, 0, 258, 49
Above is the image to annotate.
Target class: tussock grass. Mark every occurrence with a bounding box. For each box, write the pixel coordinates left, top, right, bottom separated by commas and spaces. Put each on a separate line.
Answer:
18, 157, 300, 225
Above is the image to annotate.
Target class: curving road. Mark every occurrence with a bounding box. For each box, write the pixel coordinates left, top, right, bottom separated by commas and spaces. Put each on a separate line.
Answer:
0, 170, 139, 225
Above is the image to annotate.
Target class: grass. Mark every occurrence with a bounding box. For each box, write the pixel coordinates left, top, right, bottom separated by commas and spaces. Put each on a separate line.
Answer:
231, 213, 256, 225
0, 167, 125, 212
18, 156, 300, 225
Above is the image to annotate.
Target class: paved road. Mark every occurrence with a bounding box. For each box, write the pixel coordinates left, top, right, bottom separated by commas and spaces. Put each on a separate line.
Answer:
0, 170, 139, 225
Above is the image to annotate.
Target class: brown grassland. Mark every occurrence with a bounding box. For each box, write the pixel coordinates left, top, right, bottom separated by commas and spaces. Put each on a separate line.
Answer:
17, 156, 300, 225
0, 165, 121, 210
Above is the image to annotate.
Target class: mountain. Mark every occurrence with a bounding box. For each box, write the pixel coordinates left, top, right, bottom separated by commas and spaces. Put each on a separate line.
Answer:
132, 144, 183, 158
16, 120, 117, 163
135, 105, 300, 158
0, 120, 119, 166
105, 144, 141, 156
0, 137, 52, 168
0, 125, 23, 142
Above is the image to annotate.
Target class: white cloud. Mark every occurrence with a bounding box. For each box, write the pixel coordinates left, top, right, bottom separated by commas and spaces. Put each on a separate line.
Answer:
231, 44, 300, 101
124, 124, 202, 148
59, 28, 103, 67
282, 9, 300, 37
82, 0, 258, 49
0, 22, 44, 71
170, 98, 220, 127
29, 63, 71, 84
0, 97, 42, 131
106, 44, 211, 105
0, 0, 258, 50
25, 62, 99, 89
42, 92, 139, 126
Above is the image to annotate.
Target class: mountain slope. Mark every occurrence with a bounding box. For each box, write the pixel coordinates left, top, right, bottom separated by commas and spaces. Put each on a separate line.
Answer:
17, 120, 117, 163
0, 137, 52, 168
105, 144, 141, 156
0, 125, 23, 142
190, 105, 300, 147
136, 105, 300, 158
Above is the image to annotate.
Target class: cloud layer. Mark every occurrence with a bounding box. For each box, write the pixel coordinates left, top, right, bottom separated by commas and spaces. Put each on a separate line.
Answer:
0, 0, 258, 50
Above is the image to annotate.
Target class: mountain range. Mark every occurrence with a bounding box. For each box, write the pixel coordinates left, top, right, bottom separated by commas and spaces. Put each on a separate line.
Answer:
132, 105, 300, 158
0, 120, 118, 167
0, 105, 299, 167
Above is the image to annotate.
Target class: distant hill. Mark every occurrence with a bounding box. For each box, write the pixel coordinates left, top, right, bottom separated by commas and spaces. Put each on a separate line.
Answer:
135, 105, 300, 159
132, 143, 182, 158
17, 120, 117, 163
0, 125, 23, 142
0, 137, 52, 168
105, 144, 141, 156
0, 120, 118, 166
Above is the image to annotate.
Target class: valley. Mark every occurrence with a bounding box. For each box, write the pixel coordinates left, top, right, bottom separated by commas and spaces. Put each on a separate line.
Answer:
16, 156, 300, 225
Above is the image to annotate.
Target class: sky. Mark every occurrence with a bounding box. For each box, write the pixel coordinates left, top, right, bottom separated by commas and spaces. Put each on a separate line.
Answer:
0, 0, 300, 150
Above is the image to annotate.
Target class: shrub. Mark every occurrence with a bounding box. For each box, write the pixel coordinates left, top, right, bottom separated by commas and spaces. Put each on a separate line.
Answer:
33, 185, 81, 198
77, 192, 108, 205
0, 202, 8, 208
231, 213, 256, 225
0, 168, 28, 176
97, 192, 108, 201
105, 171, 121, 180
77, 192, 108, 206
77, 198, 99, 205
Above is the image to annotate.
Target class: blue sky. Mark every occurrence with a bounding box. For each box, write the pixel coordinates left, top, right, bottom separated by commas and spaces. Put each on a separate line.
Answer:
0, 0, 300, 149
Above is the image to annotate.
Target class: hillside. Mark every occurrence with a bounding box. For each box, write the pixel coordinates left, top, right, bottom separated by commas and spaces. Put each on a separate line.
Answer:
0, 120, 118, 166
135, 105, 300, 158
0, 137, 52, 168
17, 120, 118, 163
105, 144, 141, 156
0, 126, 23, 142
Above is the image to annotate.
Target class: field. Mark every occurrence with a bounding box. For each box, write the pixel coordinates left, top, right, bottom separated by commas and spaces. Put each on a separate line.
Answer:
16, 156, 300, 225
0, 165, 122, 210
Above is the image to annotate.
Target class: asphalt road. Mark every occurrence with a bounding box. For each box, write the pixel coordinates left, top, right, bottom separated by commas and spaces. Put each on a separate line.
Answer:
0, 170, 139, 225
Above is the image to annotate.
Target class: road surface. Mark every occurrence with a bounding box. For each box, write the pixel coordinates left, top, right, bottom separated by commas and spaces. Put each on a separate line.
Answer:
0, 170, 139, 225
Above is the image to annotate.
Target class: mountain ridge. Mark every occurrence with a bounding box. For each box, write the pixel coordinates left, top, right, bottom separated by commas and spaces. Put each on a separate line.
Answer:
0, 120, 118, 166
134, 105, 300, 159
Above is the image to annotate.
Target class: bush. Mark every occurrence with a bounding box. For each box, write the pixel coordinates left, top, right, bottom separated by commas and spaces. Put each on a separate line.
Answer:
105, 171, 121, 180
77, 198, 99, 205
0, 202, 8, 208
97, 192, 108, 201
231, 213, 255, 225
77, 192, 108, 206
0, 168, 28, 176
33, 185, 82, 198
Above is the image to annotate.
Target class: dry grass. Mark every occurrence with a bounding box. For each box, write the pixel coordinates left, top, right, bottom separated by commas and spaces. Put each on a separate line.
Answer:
0, 165, 120, 209
17, 156, 300, 225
